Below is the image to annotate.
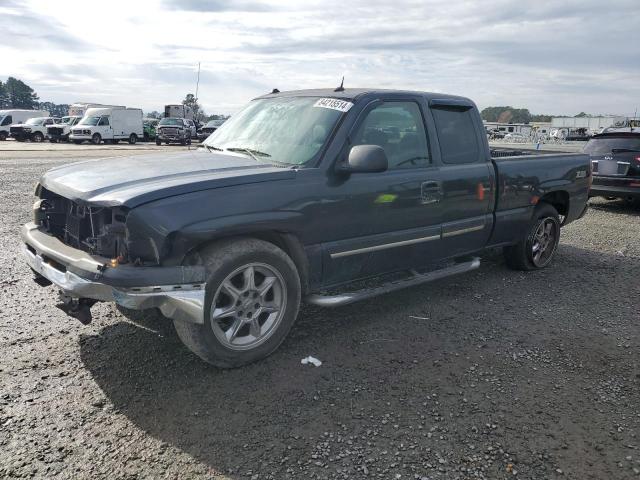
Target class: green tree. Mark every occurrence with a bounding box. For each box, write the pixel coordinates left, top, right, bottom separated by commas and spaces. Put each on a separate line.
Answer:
481, 106, 531, 123
0, 81, 8, 108
5, 77, 39, 108
182, 93, 207, 121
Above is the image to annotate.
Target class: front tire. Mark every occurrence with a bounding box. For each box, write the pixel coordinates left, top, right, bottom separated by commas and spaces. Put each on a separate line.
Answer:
155, 138, 161, 146
173, 238, 301, 368
32, 132, 44, 143
504, 203, 560, 270
91, 133, 101, 145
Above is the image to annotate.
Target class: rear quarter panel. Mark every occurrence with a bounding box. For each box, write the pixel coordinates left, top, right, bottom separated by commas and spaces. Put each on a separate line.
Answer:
489, 153, 590, 246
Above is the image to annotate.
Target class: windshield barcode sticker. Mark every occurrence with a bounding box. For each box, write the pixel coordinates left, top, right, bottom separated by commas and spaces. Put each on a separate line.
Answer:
313, 98, 354, 112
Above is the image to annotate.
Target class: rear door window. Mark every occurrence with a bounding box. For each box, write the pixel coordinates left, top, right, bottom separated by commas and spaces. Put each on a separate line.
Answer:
432, 107, 481, 164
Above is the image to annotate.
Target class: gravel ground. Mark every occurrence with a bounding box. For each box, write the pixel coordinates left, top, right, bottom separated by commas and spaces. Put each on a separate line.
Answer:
1, 147, 639, 480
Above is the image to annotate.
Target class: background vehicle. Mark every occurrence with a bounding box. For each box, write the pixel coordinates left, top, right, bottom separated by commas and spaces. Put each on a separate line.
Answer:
503, 132, 527, 143
586, 132, 640, 205
0, 109, 49, 141
47, 116, 82, 143
164, 104, 193, 120
198, 119, 225, 142
21, 88, 590, 368
10, 117, 60, 142
68, 103, 125, 117
156, 117, 192, 145
69, 107, 143, 145
143, 118, 158, 142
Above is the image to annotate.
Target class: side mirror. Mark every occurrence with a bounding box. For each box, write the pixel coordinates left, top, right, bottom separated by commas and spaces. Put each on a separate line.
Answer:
340, 145, 388, 173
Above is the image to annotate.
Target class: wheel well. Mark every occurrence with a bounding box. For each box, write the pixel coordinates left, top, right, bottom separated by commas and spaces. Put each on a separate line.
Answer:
540, 191, 569, 218
189, 232, 311, 294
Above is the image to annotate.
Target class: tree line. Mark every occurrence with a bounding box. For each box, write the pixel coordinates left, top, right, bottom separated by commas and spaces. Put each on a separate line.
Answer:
480, 106, 603, 124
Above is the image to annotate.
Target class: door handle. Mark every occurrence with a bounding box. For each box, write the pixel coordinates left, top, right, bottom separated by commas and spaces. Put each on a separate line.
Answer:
421, 181, 442, 205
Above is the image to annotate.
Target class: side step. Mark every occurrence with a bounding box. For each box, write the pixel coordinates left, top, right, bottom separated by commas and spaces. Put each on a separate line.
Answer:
305, 257, 480, 307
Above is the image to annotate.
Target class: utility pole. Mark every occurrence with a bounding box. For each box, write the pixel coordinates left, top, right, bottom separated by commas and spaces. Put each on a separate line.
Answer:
195, 62, 201, 121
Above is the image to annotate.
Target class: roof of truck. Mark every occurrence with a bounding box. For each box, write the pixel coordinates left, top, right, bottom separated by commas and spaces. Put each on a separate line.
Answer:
256, 88, 474, 105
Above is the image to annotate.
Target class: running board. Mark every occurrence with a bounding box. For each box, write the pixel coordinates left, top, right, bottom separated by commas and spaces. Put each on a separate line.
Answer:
305, 257, 480, 307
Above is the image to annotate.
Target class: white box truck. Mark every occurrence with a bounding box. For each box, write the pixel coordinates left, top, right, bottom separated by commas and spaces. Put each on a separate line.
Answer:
164, 104, 194, 120
69, 107, 143, 145
68, 103, 125, 117
0, 109, 50, 141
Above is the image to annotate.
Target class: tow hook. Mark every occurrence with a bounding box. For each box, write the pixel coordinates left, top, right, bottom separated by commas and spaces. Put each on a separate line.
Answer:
56, 293, 97, 325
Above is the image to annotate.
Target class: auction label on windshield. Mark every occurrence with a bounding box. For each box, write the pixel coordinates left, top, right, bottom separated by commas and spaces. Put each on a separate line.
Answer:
313, 98, 354, 112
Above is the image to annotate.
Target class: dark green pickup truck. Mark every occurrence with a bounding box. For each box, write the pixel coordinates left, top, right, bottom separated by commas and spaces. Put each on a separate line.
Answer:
21, 88, 590, 367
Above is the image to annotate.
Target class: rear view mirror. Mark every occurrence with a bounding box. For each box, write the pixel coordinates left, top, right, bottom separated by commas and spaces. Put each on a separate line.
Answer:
340, 145, 388, 173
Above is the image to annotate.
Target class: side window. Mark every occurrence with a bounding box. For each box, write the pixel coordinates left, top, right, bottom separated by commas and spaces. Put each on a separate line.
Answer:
431, 107, 481, 164
1, 115, 12, 126
44, 119, 53, 125
98, 116, 110, 126
351, 102, 430, 169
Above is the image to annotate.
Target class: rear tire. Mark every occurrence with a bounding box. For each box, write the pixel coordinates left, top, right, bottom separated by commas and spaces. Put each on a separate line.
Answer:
173, 238, 301, 368
155, 138, 161, 146
504, 203, 560, 271
129, 133, 137, 144
0, 131, 7, 141
91, 133, 101, 145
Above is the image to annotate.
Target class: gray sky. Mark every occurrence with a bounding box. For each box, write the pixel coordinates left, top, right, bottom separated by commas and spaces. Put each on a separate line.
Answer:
1, 0, 639, 116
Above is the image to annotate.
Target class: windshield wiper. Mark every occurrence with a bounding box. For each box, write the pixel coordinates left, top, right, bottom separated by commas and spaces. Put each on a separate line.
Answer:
205, 145, 223, 152
226, 147, 271, 163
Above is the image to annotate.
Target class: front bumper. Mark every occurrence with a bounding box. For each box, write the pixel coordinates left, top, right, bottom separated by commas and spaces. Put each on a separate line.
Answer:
589, 175, 640, 199
20, 223, 206, 324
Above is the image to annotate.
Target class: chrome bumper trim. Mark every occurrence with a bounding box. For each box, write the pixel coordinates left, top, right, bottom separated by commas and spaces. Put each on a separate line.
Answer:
22, 243, 205, 324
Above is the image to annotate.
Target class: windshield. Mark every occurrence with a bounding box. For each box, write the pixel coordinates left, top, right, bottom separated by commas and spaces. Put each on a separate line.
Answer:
26, 117, 45, 126
584, 137, 640, 155
204, 96, 348, 166
206, 119, 224, 128
60, 116, 74, 124
159, 118, 182, 126
79, 116, 100, 126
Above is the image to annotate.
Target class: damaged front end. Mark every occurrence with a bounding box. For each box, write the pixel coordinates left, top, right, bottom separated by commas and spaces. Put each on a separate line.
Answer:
22, 186, 207, 325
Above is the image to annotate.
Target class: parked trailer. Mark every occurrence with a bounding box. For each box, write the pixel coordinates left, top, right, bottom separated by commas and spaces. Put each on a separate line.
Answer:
164, 104, 194, 120
69, 107, 143, 145
0, 109, 50, 141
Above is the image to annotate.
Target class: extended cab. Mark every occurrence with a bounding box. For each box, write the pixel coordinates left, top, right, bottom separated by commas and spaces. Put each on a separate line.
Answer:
21, 89, 591, 367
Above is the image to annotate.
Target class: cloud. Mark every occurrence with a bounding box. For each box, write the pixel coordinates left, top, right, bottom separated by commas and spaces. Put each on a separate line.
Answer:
162, 0, 276, 12
1, 0, 639, 116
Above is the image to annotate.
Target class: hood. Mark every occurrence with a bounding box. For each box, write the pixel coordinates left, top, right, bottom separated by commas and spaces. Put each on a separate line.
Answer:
40, 149, 296, 208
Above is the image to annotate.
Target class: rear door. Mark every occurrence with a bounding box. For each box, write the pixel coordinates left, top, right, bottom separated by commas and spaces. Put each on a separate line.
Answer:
426, 100, 494, 257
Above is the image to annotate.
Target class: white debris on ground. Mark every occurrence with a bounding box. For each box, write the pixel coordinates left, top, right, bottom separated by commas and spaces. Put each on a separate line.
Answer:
301, 356, 322, 367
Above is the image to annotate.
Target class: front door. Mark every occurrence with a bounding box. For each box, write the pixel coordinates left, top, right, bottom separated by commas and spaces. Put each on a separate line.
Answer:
319, 99, 444, 286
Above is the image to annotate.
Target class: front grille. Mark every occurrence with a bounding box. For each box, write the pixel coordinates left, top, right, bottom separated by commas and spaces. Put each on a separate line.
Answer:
160, 128, 179, 135
72, 129, 91, 135
48, 127, 63, 135
10, 126, 24, 134
36, 188, 127, 258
